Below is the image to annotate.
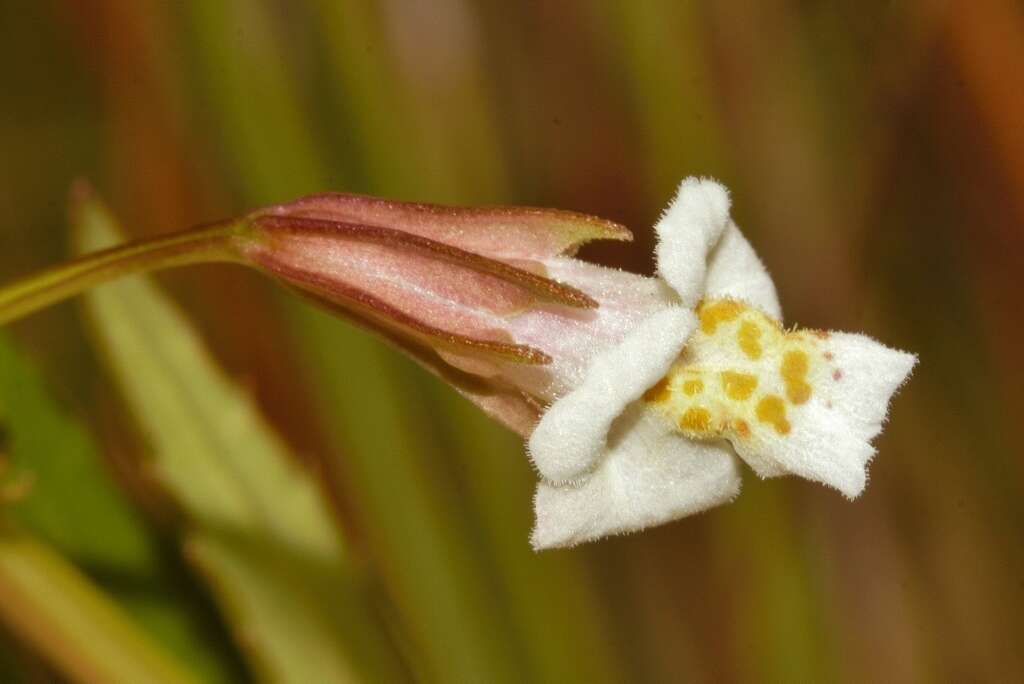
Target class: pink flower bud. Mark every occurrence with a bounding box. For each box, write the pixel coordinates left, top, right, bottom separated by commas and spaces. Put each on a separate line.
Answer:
239, 192, 658, 435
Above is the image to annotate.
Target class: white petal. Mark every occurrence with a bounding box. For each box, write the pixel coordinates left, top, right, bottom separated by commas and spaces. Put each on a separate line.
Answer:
527, 307, 696, 483
531, 404, 741, 550
501, 258, 673, 399
704, 221, 782, 320
654, 178, 732, 307
736, 333, 916, 498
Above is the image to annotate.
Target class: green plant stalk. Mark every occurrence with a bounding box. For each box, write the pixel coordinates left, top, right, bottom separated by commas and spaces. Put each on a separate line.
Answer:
0, 222, 245, 326
0, 526, 198, 684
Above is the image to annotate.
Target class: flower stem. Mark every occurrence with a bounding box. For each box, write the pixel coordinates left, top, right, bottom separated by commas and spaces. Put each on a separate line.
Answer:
0, 222, 247, 326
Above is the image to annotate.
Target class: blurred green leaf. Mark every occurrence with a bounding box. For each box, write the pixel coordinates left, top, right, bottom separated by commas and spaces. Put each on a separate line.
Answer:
0, 526, 199, 684
604, 1, 729, 200
0, 330, 207, 681
76, 196, 407, 683
182, 0, 328, 202
0, 330, 238, 684
0, 334, 151, 571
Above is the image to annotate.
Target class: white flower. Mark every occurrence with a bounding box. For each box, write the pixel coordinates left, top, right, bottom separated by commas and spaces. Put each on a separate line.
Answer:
243, 177, 916, 550
526, 178, 916, 549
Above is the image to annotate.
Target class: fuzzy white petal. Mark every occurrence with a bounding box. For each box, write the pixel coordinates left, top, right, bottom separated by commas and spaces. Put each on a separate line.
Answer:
735, 333, 916, 498
501, 258, 673, 399
527, 307, 696, 483
531, 404, 742, 550
704, 221, 782, 320
654, 178, 732, 307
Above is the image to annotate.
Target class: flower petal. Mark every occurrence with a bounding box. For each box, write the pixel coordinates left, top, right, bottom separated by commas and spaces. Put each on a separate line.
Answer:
531, 404, 741, 550
263, 192, 632, 260
704, 221, 782, 320
527, 307, 696, 483
654, 178, 732, 307
733, 333, 916, 498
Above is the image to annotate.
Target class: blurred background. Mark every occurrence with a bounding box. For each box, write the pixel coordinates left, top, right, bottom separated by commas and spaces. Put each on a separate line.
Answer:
0, 1, 1022, 681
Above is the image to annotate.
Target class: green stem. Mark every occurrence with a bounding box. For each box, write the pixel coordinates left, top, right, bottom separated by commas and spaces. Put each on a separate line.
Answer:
0, 222, 246, 326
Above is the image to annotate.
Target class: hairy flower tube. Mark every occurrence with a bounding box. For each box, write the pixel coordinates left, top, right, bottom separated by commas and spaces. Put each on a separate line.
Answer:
0, 178, 915, 550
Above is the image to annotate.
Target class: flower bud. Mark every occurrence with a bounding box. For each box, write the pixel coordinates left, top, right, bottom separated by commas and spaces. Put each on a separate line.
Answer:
238, 192, 651, 434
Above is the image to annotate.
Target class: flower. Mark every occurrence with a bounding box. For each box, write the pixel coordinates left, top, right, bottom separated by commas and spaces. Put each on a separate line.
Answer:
239, 178, 916, 550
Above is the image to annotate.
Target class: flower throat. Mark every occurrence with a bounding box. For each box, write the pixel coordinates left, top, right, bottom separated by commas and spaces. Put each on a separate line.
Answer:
643, 298, 836, 446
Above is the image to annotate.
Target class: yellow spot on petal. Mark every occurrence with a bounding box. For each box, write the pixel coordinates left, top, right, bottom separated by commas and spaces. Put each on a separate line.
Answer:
781, 350, 812, 404
679, 407, 712, 434
647, 298, 831, 446
737, 321, 763, 359
643, 376, 672, 403
720, 371, 758, 401
756, 395, 791, 435
698, 299, 744, 334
